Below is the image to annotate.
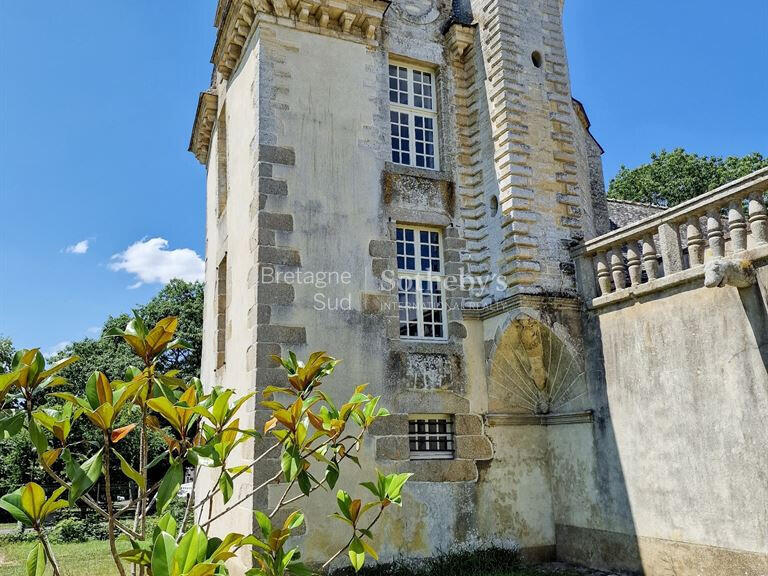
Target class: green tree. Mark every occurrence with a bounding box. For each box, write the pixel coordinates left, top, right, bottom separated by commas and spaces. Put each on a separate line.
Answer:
0, 315, 405, 576
608, 149, 768, 207
0, 337, 15, 372
53, 279, 204, 387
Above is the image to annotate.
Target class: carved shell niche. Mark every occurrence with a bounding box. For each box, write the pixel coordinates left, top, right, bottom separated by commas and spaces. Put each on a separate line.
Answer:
488, 317, 587, 415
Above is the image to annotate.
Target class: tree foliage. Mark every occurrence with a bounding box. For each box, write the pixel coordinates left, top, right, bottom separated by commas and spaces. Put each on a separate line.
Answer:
53, 280, 203, 387
1, 337, 15, 372
607, 149, 768, 207
0, 313, 407, 576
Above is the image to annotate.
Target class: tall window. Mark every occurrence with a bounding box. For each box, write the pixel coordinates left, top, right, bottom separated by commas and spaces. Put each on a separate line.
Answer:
216, 255, 227, 369
397, 226, 446, 339
389, 61, 438, 170
216, 108, 228, 216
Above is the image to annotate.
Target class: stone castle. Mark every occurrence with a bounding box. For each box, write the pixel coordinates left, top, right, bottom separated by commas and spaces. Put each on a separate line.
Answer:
189, 0, 768, 573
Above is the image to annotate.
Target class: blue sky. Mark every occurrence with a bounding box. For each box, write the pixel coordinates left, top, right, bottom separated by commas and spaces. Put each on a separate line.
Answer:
1, 1, 766, 354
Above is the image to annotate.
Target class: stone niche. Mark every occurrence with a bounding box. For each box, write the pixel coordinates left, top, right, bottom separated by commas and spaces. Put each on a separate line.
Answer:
382, 167, 455, 219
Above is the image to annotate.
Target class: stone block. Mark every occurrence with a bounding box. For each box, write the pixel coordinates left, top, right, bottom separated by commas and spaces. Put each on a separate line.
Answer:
259, 212, 294, 231
259, 282, 295, 306
375, 436, 410, 461
454, 413, 483, 436
361, 292, 387, 315
258, 246, 301, 267
257, 325, 306, 344
448, 321, 467, 339
259, 177, 288, 196
369, 239, 394, 258
456, 435, 493, 461
392, 459, 478, 482
367, 413, 409, 436
258, 145, 295, 166
371, 257, 392, 278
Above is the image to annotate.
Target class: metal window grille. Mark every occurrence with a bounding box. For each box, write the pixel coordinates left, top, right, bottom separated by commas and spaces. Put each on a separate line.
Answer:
409, 417, 454, 460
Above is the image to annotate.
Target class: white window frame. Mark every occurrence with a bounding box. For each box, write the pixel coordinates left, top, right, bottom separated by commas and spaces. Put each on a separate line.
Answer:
396, 225, 447, 341
408, 414, 455, 460
388, 59, 440, 171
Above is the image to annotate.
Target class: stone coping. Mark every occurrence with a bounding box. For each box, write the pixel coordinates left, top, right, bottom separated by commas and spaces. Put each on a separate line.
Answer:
588, 242, 768, 311
461, 291, 580, 320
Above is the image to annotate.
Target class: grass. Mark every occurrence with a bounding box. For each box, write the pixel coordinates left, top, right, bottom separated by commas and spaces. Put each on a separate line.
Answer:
0, 541, 581, 576
0, 540, 120, 576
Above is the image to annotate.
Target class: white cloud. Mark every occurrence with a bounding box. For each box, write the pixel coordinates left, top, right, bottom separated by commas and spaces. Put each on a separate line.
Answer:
65, 239, 90, 254
109, 237, 204, 288
45, 341, 72, 358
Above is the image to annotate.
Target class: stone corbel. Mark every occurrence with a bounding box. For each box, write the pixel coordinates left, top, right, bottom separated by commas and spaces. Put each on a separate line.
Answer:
271, 0, 291, 18
363, 15, 380, 39
189, 91, 219, 164
339, 11, 356, 33
317, 7, 330, 27
296, 1, 313, 22
445, 23, 475, 62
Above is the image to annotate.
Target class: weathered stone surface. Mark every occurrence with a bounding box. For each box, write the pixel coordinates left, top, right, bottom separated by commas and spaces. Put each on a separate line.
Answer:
456, 435, 493, 460
454, 413, 483, 436
368, 413, 409, 437
375, 436, 410, 460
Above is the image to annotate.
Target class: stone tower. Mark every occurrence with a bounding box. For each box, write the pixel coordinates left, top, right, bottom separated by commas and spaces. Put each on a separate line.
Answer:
190, 0, 607, 571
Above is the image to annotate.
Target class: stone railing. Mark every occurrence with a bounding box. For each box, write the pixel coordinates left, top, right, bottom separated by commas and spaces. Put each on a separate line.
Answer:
573, 167, 768, 306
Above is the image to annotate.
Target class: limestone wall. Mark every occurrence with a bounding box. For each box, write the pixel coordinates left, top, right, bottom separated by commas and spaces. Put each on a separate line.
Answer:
556, 255, 768, 575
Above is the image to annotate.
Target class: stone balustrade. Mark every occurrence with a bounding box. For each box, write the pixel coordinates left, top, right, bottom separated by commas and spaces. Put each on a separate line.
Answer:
573, 167, 768, 305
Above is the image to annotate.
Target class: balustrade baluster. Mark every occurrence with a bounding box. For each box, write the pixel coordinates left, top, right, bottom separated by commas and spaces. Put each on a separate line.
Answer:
595, 252, 612, 296
707, 208, 725, 258
685, 217, 704, 266
626, 241, 642, 286
728, 199, 748, 252
610, 246, 627, 291
641, 235, 659, 281
749, 191, 768, 245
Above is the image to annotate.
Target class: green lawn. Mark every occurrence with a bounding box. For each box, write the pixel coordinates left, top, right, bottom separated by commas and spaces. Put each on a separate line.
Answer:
0, 540, 121, 576
0, 540, 582, 576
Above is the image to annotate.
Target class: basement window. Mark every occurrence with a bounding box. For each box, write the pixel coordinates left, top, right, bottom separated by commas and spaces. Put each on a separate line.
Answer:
409, 415, 454, 460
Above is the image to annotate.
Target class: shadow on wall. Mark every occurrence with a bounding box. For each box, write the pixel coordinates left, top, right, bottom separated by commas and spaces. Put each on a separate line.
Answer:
739, 277, 768, 372
553, 313, 644, 574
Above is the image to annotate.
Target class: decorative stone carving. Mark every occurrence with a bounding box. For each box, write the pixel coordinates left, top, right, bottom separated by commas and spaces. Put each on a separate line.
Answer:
212, 0, 389, 79
189, 91, 219, 164
488, 316, 586, 416
391, 0, 439, 24
703, 258, 756, 289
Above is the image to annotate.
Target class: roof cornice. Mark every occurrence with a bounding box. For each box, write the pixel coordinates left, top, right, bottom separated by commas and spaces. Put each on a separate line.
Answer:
189, 91, 219, 164
212, 0, 390, 79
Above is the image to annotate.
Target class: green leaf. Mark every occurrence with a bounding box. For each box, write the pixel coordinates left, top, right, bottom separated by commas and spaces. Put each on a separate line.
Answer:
325, 461, 340, 490
297, 471, 311, 496
280, 445, 300, 482
156, 460, 182, 513
0, 412, 25, 439
62, 447, 103, 505
282, 511, 304, 531
253, 510, 272, 540
348, 537, 365, 572
336, 490, 352, 520
174, 525, 208, 575
150, 531, 177, 576
219, 471, 233, 504
0, 488, 32, 526
25, 541, 46, 576
21, 483, 46, 522
28, 419, 48, 455
153, 512, 178, 541
112, 449, 146, 491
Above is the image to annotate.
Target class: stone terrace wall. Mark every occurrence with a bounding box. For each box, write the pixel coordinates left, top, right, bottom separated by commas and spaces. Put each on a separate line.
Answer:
564, 170, 768, 575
